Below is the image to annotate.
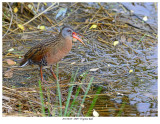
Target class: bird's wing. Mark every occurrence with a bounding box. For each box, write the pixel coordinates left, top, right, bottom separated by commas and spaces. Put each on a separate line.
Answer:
20, 36, 60, 66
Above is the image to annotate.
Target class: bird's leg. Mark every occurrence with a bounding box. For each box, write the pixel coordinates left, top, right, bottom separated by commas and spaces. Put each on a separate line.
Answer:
50, 65, 57, 80
40, 65, 47, 83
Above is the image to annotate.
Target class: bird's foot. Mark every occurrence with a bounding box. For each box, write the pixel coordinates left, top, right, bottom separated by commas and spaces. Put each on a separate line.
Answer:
41, 79, 49, 84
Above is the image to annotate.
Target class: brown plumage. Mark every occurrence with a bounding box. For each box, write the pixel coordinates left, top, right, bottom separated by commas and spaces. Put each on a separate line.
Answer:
20, 26, 85, 82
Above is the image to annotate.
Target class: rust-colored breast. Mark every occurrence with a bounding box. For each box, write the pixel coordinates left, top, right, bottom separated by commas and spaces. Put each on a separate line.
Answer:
46, 38, 72, 65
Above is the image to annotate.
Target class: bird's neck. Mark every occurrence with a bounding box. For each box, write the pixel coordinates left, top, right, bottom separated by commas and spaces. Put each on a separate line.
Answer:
59, 33, 72, 41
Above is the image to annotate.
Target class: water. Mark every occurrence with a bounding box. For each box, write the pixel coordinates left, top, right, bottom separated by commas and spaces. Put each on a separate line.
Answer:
3, 2, 158, 117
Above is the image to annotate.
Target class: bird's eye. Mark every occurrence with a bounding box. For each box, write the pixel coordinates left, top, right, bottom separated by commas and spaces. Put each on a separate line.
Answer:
67, 29, 71, 32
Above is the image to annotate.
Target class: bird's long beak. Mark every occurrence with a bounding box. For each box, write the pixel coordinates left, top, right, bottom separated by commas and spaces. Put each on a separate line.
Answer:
72, 32, 86, 46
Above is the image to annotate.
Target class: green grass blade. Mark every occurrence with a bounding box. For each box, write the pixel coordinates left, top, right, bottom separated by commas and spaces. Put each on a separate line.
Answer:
46, 88, 51, 116
67, 71, 88, 116
66, 85, 81, 116
77, 77, 94, 117
85, 86, 102, 117
56, 63, 62, 116
139, 34, 146, 42
38, 80, 45, 116
63, 69, 79, 116
18, 101, 22, 115
116, 101, 126, 116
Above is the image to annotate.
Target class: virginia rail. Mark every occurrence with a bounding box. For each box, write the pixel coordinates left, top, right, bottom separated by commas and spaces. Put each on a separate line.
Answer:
20, 26, 85, 83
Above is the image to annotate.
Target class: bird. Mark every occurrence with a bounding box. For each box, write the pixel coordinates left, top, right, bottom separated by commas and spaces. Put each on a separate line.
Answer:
20, 26, 86, 83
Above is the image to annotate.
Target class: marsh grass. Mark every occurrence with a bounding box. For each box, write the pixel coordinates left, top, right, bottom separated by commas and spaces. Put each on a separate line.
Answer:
37, 65, 95, 117
85, 86, 102, 117
38, 80, 45, 116
77, 77, 94, 116
55, 63, 63, 116
66, 71, 88, 116
63, 68, 79, 116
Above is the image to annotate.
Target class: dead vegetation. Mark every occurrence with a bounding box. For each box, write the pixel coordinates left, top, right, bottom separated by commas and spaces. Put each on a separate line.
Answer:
2, 2, 158, 116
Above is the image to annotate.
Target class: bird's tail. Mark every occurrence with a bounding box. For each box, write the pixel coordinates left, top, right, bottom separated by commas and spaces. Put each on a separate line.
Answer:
20, 58, 28, 67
